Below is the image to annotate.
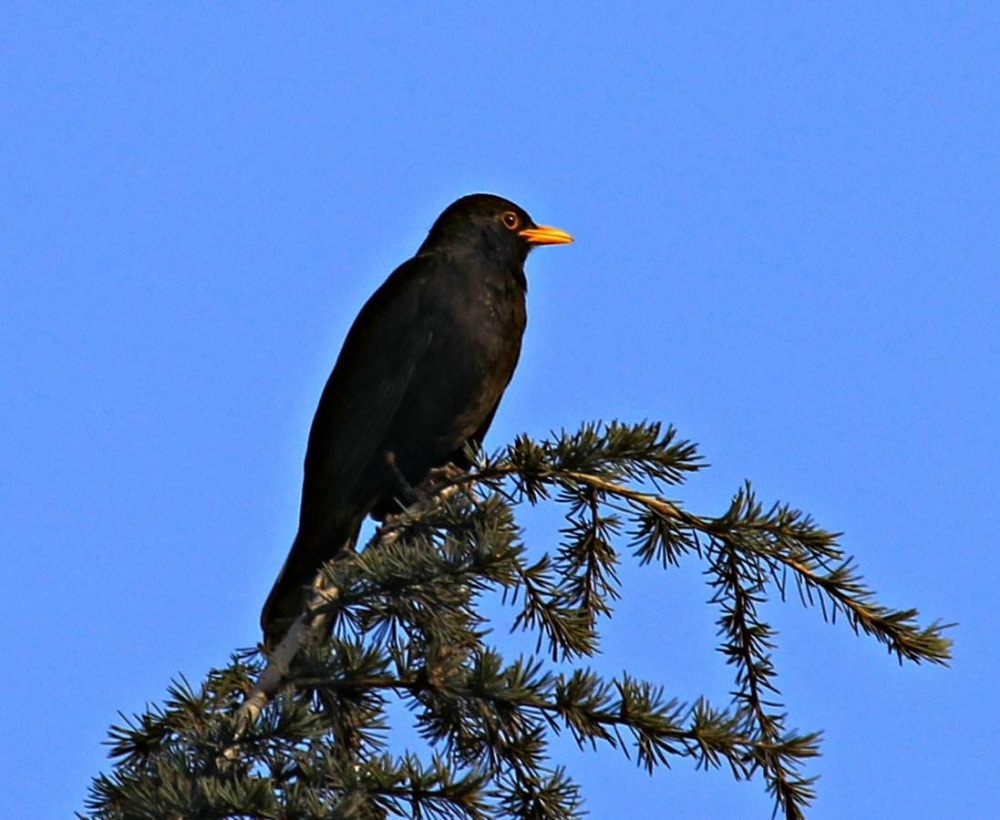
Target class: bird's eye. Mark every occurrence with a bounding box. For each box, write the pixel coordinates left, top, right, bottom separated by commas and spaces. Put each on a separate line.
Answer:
500, 211, 520, 230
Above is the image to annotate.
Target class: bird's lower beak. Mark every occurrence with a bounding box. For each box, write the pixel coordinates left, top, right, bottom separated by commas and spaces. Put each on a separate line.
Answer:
519, 224, 574, 246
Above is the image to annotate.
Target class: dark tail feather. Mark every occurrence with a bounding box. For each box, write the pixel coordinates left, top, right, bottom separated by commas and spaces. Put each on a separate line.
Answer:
260, 516, 362, 650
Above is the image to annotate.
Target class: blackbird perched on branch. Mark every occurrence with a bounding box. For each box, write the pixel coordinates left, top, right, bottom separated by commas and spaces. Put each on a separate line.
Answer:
261, 194, 573, 648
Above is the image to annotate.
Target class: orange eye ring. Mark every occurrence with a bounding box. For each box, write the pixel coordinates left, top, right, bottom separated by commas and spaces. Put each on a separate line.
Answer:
500, 211, 520, 230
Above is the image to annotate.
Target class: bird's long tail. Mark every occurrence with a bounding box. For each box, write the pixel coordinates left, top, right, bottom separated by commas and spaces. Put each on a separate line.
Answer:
260, 515, 362, 650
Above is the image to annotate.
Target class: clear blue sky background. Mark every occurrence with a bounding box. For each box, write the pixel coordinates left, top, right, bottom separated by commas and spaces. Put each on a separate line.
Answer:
3, 5, 997, 818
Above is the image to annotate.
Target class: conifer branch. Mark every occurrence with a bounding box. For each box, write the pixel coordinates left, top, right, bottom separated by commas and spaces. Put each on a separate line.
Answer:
84, 420, 951, 820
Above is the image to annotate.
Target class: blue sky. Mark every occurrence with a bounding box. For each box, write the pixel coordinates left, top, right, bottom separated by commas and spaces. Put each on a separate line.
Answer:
3, 5, 997, 818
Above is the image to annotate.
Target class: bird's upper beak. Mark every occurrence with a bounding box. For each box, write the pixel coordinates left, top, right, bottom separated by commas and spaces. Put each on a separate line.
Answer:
519, 224, 574, 246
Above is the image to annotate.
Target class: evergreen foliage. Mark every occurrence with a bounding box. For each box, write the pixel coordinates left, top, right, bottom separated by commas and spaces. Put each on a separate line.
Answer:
83, 421, 951, 819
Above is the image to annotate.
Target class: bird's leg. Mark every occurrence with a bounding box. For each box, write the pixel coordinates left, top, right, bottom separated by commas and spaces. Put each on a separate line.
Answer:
408, 461, 470, 509
383, 451, 415, 498
375, 455, 473, 545
423, 461, 467, 491
383, 452, 467, 505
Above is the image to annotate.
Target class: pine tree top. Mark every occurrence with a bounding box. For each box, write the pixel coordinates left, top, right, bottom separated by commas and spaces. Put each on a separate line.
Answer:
84, 420, 952, 820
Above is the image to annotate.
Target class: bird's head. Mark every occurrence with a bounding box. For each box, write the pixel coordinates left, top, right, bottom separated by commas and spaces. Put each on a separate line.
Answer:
419, 193, 573, 265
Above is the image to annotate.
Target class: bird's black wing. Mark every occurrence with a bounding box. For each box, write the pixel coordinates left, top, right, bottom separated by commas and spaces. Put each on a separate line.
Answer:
294, 253, 437, 542
261, 255, 438, 645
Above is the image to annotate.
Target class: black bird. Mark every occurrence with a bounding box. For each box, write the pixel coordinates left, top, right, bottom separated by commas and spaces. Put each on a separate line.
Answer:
261, 193, 572, 647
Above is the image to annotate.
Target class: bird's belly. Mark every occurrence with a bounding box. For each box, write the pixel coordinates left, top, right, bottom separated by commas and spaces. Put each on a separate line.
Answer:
408, 339, 511, 443
386, 305, 521, 477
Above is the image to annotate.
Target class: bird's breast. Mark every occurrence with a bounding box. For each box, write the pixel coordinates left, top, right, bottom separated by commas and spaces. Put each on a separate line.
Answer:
426, 275, 524, 395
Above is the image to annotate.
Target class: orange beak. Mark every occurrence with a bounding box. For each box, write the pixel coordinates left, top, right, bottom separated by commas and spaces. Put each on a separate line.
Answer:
519, 224, 574, 246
